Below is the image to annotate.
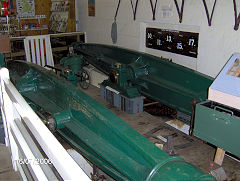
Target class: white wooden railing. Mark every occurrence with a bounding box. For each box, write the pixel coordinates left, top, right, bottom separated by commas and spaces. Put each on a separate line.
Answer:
0, 67, 90, 180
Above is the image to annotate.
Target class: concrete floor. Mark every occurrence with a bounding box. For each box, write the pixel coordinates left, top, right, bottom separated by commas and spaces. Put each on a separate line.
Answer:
0, 144, 21, 181
82, 84, 240, 181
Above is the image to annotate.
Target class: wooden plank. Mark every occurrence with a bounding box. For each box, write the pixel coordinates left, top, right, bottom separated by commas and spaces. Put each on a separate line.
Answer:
49, 32, 85, 38
214, 147, 225, 166
6, 32, 85, 59
4, 52, 25, 58
0, 35, 10, 53
52, 46, 68, 52
143, 102, 159, 107
4, 47, 68, 58
10, 32, 85, 40
68, 0, 76, 32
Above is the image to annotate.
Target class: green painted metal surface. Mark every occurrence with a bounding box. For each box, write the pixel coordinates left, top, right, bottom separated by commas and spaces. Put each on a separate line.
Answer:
60, 54, 83, 86
72, 43, 213, 116
194, 100, 240, 157
60, 53, 84, 73
7, 61, 215, 181
60, 53, 90, 89
0, 53, 5, 67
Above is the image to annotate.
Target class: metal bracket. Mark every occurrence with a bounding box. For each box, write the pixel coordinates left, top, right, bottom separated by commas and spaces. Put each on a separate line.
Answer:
173, 0, 185, 23
189, 97, 197, 136
91, 165, 106, 181
130, 0, 139, 20
114, 0, 121, 21
166, 135, 177, 156
150, 0, 158, 20
202, 0, 217, 26
233, 0, 240, 30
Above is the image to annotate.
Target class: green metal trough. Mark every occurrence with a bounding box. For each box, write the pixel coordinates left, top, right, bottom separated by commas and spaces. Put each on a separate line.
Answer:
7, 60, 215, 181
72, 43, 213, 116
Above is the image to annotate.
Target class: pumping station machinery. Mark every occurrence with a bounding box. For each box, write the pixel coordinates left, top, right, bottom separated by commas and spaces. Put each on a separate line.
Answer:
5, 59, 216, 181
57, 44, 240, 162
1, 37, 240, 180
45, 53, 90, 89
71, 43, 213, 132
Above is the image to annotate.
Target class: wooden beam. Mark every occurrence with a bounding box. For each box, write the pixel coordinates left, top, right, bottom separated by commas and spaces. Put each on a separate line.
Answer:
143, 102, 159, 107
214, 148, 225, 166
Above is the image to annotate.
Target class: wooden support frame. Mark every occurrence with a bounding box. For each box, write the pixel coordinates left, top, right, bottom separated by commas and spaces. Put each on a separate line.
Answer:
214, 148, 225, 166
4, 32, 85, 59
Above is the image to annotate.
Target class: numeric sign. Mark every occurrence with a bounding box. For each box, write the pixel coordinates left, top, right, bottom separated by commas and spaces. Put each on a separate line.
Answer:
146, 28, 199, 58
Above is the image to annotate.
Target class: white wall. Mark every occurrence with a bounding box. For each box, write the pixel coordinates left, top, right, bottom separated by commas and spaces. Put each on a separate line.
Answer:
76, 0, 240, 78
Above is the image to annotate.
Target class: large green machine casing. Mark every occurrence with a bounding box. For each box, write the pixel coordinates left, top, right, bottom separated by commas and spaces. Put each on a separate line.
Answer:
72, 43, 213, 116
7, 60, 215, 181
194, 100, 240, 157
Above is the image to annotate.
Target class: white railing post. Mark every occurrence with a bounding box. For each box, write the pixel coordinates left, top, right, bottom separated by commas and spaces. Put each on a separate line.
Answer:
0, 68, 20, 171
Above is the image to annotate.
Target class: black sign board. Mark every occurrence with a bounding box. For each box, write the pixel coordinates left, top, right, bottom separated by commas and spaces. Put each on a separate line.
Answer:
146, 28, 199, 58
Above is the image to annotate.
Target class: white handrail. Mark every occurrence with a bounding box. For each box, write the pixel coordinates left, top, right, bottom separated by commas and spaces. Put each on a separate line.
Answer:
0, 67, 90, 180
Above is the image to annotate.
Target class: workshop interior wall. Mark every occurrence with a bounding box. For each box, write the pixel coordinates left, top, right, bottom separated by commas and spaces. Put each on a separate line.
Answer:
75, 0, 240, 78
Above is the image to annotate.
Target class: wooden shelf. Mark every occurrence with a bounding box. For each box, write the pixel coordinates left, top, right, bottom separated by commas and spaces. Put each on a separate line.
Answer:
4, 32, 85, 62
15, 29, 49, 37
17, 16, 46, 20
15, 28, 48, 32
